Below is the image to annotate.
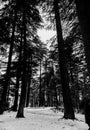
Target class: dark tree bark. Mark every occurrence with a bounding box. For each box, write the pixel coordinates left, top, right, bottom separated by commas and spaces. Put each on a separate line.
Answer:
0, 9, 17, 114
26, 56, 32, 107
39, 59, 42, 106
75, 0, 90, 76
54, 84, 58, 107
53, 0, 75, 119
44, 61, 49, 106
16, 9, 27, 118
26, 81, 31, 107
12, 28, 23, 111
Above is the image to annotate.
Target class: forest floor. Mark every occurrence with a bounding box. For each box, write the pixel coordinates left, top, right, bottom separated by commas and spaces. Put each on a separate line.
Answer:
0, 107, 89, 130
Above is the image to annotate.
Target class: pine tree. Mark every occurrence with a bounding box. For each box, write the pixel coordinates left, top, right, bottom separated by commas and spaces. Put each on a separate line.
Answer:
53, 0, 75, 119
74, 0, 90, 77
0, 1, 18, 114
12, 27, 23, 111
16, 0, 42, 117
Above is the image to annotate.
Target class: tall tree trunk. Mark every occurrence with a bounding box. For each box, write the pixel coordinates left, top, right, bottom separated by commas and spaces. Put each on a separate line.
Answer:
0, 9, 17, 114
39, 59, 42, 106
12, 28, 23, 111
75, 67, 80, 112
54, 85, 58, 107
26, 80, 31, 107
53, 0, 75, 119
26, 56, 32, 107
75, 0, 90, 76
44, 58, 49, 106
16, 9, 27, 118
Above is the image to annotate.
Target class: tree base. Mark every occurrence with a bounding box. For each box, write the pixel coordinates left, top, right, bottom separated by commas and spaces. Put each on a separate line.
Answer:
16, 110, 25, 118
63, 113, 75, 120
0, 102, 4, 114
0, 110, 4, 115
16, 113, 25, 118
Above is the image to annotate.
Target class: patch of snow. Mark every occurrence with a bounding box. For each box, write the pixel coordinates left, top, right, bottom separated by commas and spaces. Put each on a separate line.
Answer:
0, 107, 89, 130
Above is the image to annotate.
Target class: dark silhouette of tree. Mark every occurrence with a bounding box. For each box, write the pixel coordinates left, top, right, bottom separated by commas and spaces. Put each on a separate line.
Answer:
0, 1, 18, 114
0, 0, 42, 116
72, 0, 90, 77
16, 0, 42, 117
16, 7, 27, 117
53, 0, 75, 119
12, 28, 23, 111
26, 54, 32, 107
39, 59, 42, 106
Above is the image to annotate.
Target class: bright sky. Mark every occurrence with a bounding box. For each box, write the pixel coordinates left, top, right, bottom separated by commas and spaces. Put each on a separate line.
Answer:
38, 29, 55, 43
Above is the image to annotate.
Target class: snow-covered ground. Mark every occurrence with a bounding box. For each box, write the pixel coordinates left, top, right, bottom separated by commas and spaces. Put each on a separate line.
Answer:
0, 107, 89, 130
